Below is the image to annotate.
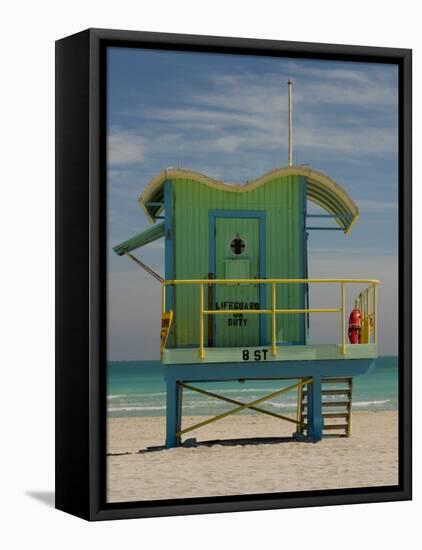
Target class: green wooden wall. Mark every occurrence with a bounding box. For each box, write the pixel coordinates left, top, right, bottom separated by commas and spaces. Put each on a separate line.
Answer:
169, 175, 306, 348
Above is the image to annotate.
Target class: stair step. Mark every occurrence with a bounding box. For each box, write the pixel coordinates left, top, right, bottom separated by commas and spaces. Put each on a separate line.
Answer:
303, 413, 349, 419
301, 402, 350, 409
323, 424, 349, 430
302, 389, 351, 396
320, 401, 351, 408
303, 424, 349, 431
301, 402, 351, 413
321, 378, 352, 384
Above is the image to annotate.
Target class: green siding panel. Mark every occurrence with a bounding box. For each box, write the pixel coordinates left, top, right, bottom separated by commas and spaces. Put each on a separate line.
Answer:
171, 175, 306, 348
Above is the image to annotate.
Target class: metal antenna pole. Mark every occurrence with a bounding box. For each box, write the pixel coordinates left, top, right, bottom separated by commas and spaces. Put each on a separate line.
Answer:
288, 80, 293, 166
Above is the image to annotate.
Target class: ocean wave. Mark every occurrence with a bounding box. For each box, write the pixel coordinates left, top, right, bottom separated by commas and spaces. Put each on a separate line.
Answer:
264, 402, 297, 409
108, 405, 166, 412
353, 399, 391, 407
107, 387, 294, 400
202, 387, 292, 394
108, 398, 297, 413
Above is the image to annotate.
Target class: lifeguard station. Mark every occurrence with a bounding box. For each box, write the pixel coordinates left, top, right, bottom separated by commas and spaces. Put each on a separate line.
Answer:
113, 82, 379, 448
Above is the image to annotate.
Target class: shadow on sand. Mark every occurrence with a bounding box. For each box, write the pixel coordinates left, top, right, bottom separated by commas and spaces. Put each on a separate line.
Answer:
131, 435, 313, 455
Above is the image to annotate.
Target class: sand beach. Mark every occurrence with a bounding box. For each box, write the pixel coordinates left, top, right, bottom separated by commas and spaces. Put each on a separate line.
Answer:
107, 410, 398, 502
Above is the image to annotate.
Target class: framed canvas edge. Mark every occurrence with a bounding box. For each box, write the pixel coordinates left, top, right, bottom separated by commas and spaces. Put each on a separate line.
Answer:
56, 29, 92, 521
56, 27, 412, 522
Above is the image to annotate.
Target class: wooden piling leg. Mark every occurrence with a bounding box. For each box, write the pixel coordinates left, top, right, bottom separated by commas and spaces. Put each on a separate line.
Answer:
165, 380, 183, 448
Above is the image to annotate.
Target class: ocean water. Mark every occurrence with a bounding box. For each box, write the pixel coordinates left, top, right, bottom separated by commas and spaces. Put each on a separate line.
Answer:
107, 356, 398, 418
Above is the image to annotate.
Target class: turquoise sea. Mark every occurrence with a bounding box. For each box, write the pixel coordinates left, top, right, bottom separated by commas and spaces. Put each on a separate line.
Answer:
107, 356, 398, 418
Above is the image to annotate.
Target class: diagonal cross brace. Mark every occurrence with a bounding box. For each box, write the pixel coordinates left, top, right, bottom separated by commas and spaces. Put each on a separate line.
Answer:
181, 383, 299, 425
177, 378, 312, 437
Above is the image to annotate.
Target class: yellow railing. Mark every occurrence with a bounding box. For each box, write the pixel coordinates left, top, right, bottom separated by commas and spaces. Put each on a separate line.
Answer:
359, 284, 377, 344
162, 278, 379, 360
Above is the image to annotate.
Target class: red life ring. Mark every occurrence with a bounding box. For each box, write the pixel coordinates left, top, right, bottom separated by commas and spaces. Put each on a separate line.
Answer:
348, 308, 361, 344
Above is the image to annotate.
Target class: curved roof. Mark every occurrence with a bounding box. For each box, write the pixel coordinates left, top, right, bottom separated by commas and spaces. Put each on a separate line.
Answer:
139, 165, 359, 234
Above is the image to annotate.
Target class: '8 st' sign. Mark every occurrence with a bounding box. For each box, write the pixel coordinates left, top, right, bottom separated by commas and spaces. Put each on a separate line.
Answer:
241, 348, 270, 361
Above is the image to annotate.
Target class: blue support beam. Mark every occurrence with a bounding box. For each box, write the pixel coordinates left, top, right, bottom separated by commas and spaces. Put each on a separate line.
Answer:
164, 359, 375, 384
306, 376, 323, 441
165, 380, 183, 448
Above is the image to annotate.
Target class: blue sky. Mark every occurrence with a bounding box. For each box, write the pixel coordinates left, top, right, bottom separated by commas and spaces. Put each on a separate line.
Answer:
107, 47, 398, 360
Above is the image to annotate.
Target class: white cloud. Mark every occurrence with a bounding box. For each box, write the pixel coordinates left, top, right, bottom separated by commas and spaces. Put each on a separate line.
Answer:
296, 123, 397, 156
203, 65, 397, 110
114, 65, 397, 164
108, 130, 147, 165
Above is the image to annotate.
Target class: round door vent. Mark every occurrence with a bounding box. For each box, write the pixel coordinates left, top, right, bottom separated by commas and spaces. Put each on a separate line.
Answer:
230, 234, 246, 255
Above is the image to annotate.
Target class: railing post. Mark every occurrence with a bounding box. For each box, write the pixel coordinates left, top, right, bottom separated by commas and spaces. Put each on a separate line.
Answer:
297, 383, 303, 427
161, 283, 166, 314
271, 283, 277, 356
341, 283, 346, 355
199, 284, 205, 359
373, 284, 377, 346
207, 273, 214, 347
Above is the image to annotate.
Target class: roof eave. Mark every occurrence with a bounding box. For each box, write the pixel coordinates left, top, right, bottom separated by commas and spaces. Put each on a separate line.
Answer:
138, 166, 360, 233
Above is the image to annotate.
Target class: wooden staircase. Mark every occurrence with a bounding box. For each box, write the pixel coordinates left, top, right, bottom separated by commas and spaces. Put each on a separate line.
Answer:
299, 377, 353, 437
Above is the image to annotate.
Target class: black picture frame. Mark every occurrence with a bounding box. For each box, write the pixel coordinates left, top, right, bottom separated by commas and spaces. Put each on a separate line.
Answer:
55, 28, 412, 521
